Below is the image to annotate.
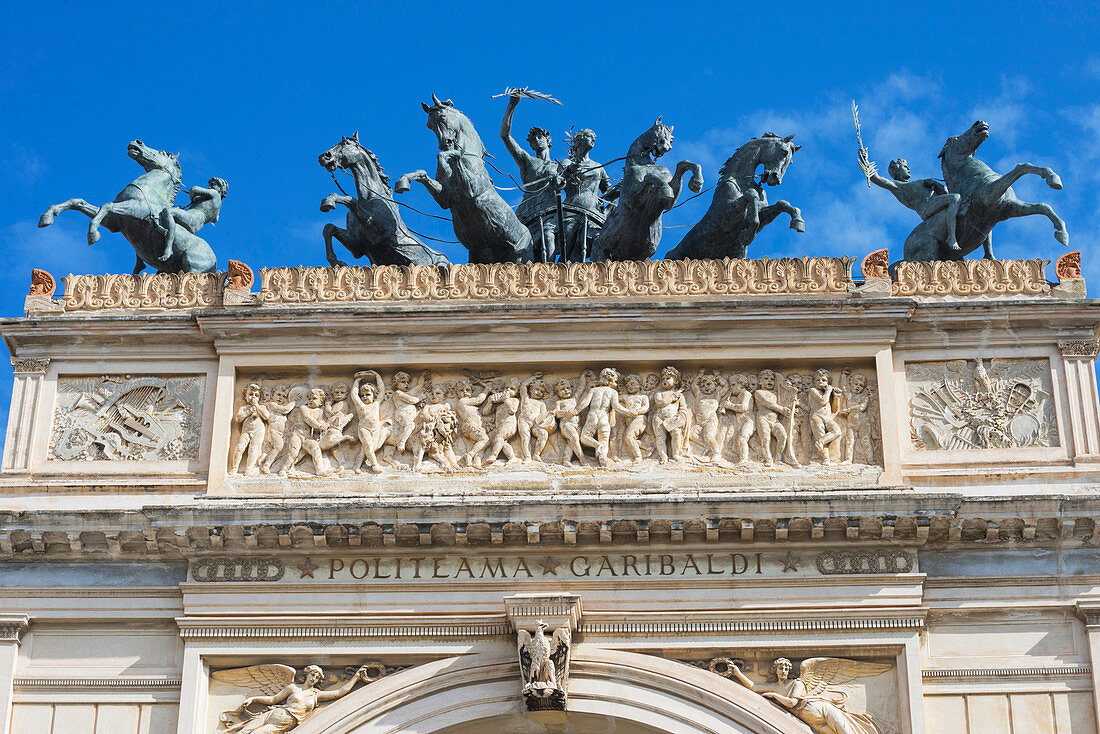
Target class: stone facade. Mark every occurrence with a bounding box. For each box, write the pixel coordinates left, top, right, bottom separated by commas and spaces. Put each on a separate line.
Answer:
1, 257, 1099, 734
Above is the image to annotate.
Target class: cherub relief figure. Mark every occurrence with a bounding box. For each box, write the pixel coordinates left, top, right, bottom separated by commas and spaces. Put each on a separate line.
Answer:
725, 657, 890, 734
260, 385, 295, 474
840, 370, 874, 465
483, 378, 522, 466
690, 369, 726, 462
279, 388, 334, 476
619, 374, 651, 463
577, 367, 638, 466
755, 369, 799, 466
652, 366, 689, 464
411, 384, 460, 472
318, 381, 355, 452
231, 382, 269, 476
381, 370, 428, 468
553, 375, 587, 466
808, 369, 843, 464
455, 380, 491, 468
518, 375, 555, 462
721, 374, 756, 465
350, 370, 388, 473
214, 663, 378, 734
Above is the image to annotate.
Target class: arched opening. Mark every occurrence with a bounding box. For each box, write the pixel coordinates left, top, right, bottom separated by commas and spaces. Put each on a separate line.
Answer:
295, 648, 811, 734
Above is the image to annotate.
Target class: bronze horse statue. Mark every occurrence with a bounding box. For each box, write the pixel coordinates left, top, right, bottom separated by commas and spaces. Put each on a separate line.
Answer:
907, 120, 1068, 261
395, 94, 533, 263
318, 132, 450, 267
38, 140, 218, 274
591, 118, 702, 262
667, 133, 804, 260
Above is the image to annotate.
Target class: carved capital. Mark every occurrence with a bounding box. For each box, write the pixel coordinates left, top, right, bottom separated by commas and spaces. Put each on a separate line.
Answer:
0, 616, 29, 643
506, 593, 582, 633
10, 357, 50, 374
1076, 602, 1100, 627
1059, 339, 1100, 358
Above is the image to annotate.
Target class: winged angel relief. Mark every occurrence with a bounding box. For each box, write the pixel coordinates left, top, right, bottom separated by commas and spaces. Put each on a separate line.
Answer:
212, 663, 385, 733
719, 656, 891, 734
907, 357, 1056, 451
517, 622, 572, 711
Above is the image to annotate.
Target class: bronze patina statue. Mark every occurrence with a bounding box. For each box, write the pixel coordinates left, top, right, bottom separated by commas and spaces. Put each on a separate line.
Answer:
591, 118, 702, 261
396, 94, 533, 264
560, 128, 612, 262
318, 132, 450, 267
499, 91, 563, 262
38, 139, 220, 274
668, 133, 804, 260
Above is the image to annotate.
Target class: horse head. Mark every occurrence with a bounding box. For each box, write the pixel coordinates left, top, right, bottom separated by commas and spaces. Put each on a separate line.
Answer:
939, 120, 990, 165
318, 131, 390, 190
126, 140, 181, 184
725, 133, 801, 187
420, 94, 488, 158
628, 116, 675, 161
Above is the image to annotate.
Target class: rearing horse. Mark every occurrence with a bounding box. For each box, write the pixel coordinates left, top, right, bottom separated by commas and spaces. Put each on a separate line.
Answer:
591, 118, 702, 262
667, 133, 804, 260
318, 132, 450, 267
38, 140, 217, 274
395, 94, 533, 264
922, 120, 1068, 261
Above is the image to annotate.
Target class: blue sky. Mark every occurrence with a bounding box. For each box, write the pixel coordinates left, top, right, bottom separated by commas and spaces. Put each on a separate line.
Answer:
2, 1, 1099, 440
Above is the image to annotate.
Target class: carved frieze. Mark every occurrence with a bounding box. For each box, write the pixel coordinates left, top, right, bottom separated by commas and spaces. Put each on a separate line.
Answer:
227, 363, 881, 478
892, 259, 1050, 296
59, 272, 222, 310
49, 375, 205, 461
907, 358, 1057, 451
258, 257, 855, 304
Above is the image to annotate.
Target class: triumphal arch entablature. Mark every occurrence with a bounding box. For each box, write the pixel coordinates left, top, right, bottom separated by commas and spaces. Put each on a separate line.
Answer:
3, 255, 1100, 734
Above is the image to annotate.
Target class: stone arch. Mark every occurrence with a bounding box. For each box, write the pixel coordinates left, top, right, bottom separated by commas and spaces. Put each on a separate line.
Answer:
296, 648, 811, 734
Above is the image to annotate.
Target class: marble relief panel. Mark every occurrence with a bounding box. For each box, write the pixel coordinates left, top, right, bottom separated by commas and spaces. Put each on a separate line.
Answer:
227, 363, 881, 478
48, 375, 205, 462
906, 358, 1057, 451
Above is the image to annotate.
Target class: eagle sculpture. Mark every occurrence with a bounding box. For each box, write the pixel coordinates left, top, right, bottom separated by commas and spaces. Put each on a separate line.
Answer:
516, 621, 571, 711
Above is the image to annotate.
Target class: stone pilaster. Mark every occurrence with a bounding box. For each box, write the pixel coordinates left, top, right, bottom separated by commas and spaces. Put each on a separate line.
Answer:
1076, 602, 1100, 730
2, 358, 49, 472
1059, 340, 1100, 459
0, 616, 29, 734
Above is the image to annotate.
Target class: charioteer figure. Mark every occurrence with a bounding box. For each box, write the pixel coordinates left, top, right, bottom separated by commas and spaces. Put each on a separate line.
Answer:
559, 128, 611, 262
500, 92, 563, 262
